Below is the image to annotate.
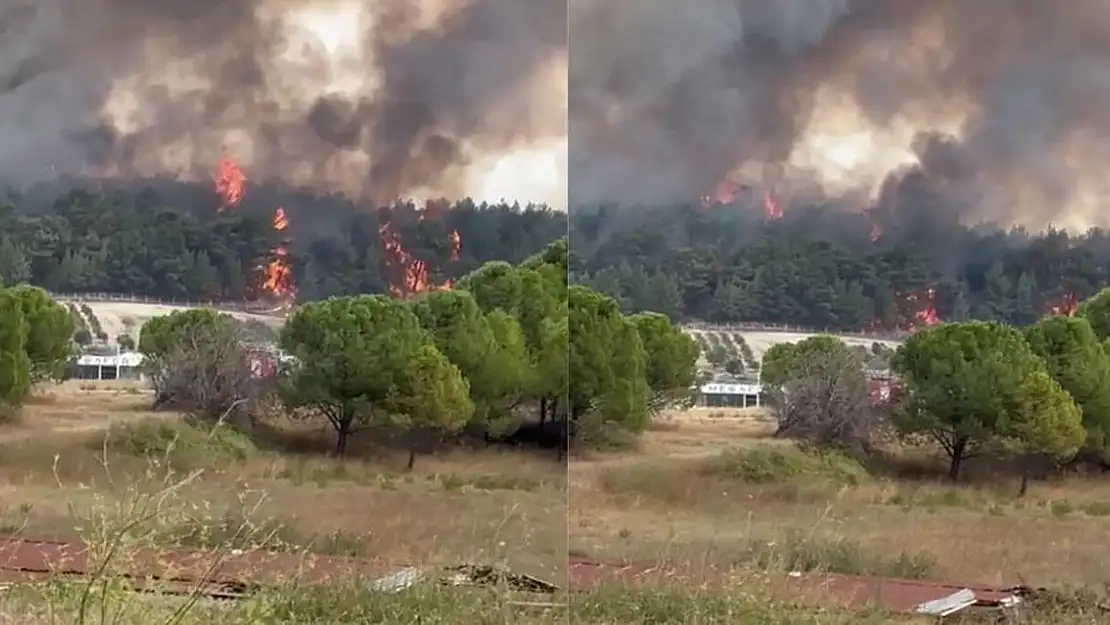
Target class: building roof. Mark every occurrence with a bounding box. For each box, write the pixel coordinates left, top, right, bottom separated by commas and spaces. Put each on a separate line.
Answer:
75, 352, 144, 367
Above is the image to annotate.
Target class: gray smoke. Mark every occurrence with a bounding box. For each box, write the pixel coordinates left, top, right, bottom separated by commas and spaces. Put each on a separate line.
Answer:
0, 0, 566, 204
570, 0, 1110, 229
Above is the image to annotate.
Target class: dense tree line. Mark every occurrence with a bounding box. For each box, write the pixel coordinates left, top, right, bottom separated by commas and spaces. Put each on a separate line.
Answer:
0, 179, 563, 302
762, 287, 1110, 491
571, 202, 1110, 330
136, 238, 698, 460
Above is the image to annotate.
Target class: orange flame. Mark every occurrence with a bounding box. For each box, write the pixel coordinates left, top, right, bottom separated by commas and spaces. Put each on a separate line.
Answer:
213, 156, 246, 210
211, 157, 294, 302
378, 220, 461, 299
449, 230, 461, 261
699, 181, 753, 208
901, 287, 941, 332
763, 192, 783, 221
261, 207, 296, 298
1046, 290, 1078, 317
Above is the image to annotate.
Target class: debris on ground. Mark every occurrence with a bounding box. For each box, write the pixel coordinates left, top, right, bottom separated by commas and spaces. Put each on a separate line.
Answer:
0, 536, 560, 600
371, 563, 560, 594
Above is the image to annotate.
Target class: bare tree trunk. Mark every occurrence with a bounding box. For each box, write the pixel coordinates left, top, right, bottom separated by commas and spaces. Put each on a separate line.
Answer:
407, 447, 416, 471
539, 397, 547, 426
334, 414, 352, 458
1018, 463, 1029, 497
948, 437, 968, 482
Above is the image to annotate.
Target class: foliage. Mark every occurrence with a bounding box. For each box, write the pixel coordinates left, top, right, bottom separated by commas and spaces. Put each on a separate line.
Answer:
123, 238, 570, 462
1023, 316, 1110, 453
571, 203, 1110, 329
117, 334, 136, 351
7, 285, 74, 382
763, 337, 878, 455
139, 309, 234, 360
138, 308, 257, 424
391, 344, 475, 468
568, 286, 650, 444
281, 293, 472, 459
0, 183, 561, 302
1005, 372, 1085, 460
629, 311, 698, 412
409, 290, 527, 433
1077, 288, 1110, 341
892, 321, 1049, 480
761, 335, 848, 389
0, 288, 31, 406
458, 255, 568, 427
1005, 371, 1085, 495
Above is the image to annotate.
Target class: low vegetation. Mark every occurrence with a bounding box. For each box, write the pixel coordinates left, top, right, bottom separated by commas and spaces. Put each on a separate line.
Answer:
80, 302, 108, 342
694, 330, 760, 376
568, 286, 1110, 622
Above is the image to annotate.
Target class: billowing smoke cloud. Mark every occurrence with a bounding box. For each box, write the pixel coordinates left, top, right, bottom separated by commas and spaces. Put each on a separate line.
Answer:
570, 0, 1110, 229
0, 0, 567, 206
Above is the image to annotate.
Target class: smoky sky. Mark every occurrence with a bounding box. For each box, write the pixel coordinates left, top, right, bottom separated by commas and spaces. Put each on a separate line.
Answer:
0, 0, 566, 204
569, 0, 1110, 229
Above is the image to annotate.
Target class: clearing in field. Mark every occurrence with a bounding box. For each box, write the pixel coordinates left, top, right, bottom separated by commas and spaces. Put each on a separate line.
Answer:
0, 381, 568, 623
569, 407, 1110, 623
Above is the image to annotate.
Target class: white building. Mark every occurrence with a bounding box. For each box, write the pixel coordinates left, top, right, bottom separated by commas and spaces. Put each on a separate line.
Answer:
697, 381, 763, 408
72, 352, 145, 381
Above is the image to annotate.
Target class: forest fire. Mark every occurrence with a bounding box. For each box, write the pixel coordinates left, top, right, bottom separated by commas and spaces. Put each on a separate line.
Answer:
903, 287, 941, 331
1046, 291, 1078, 317
211, 156, 296, 302
699, 181, 746, 207
213, 156, 246, 210
698, 182, 782, 222
378, 221, 459, 299
262, 207, 295, 298
449, 229, 461, 261
763, 192, 783, 221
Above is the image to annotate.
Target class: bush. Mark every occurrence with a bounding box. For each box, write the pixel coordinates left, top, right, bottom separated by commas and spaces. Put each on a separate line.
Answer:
117, 334, 136, 350
699, 445, 870, 486
741, 531, 936, 579
104, 419, 256, 470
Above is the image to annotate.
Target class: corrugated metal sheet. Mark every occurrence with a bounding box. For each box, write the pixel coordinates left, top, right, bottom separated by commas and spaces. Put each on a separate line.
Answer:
0, 537, 560, 600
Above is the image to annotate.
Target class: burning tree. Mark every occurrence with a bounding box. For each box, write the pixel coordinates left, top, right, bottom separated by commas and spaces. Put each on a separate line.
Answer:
261, 207, 296, 299
1046, 290, 1078, 317
899, 287, 941, 332
378, 207, 462, 299
210, 156, 297, 305
213, 156, 245, 210
699, 181, 783, 222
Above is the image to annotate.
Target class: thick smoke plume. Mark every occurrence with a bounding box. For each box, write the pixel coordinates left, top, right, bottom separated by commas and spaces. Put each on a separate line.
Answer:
570, 0, 1110, 229
0, 0, 567, 206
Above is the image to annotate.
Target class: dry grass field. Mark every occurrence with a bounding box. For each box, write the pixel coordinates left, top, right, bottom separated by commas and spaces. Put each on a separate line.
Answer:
0, 380, 569, 623
10, 387, 1110, 622
569, 407, 1110, 623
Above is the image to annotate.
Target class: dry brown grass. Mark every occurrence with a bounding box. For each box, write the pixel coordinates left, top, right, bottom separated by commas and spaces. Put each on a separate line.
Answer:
571, 410, 1110, 592
0, 381, 568, 585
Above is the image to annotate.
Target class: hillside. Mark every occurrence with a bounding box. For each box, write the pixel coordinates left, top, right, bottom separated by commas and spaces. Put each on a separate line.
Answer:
571, 203, 1103, 331
685, 325, 902, 374
59, 299, 286, 345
